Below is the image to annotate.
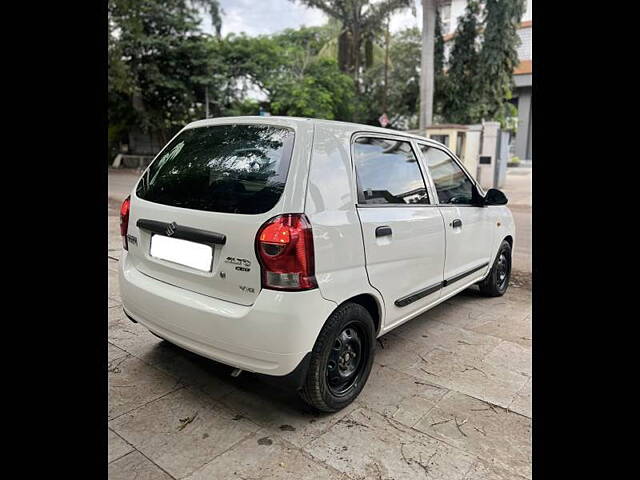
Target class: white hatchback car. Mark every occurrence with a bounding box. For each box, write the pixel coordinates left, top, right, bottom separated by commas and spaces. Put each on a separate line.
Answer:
119, 116, 515, 412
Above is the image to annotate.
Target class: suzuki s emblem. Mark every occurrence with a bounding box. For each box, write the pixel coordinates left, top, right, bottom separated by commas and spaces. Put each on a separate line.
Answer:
166, 222, 177, 237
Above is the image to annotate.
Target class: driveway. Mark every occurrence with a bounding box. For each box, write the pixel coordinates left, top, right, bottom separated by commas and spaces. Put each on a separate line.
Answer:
108, 169, 142, 201
501, 168, 532, 276
108, 169, 532, 479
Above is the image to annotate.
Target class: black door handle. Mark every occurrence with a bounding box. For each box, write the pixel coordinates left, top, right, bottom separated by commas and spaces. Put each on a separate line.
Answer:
375, 226, 392, 237
450, 219, 462, 228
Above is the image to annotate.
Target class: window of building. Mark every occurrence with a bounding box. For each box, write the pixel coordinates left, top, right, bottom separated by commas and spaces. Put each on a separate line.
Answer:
440, 2, 452, 34
430, 134, 449, 146
354, 137, 429, 205
456, 132, 465, 159
420, 145, 475, 205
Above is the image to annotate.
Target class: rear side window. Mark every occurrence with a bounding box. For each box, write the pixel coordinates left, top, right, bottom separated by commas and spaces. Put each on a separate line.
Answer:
136, 124, 295, 214
353, 137, 429, 205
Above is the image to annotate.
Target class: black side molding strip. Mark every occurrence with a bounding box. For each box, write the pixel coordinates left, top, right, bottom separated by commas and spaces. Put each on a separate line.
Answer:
444, 262, 489, 286
394, 262, 490, 308
136, 219, 227, 246
395, 282, 442, 307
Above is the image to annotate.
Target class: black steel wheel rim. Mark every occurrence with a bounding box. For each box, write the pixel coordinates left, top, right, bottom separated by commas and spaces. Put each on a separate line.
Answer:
496, 250, 511, 290
325, 322, 369, 397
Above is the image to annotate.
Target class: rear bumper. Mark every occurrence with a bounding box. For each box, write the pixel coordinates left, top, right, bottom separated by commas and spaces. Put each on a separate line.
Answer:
119, 252, 336, 376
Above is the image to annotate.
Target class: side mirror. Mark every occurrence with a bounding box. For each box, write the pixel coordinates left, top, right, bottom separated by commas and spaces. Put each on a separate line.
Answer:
484, 188, 508, 206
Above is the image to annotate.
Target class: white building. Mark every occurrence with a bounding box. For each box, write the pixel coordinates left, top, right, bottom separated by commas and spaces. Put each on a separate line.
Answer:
440, 0, 532, 161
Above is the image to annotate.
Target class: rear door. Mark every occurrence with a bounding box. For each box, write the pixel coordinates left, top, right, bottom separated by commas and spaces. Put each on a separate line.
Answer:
353, 134, 446, 329
417, 143, 494, 295
126, 122, 305, 306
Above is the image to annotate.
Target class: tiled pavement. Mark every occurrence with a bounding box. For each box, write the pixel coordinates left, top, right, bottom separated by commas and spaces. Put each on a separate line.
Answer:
107, 214, 532, 479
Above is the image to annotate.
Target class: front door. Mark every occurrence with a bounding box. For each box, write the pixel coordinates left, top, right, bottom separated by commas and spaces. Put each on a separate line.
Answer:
353, 135, 446, 330
418, 143, 494, 296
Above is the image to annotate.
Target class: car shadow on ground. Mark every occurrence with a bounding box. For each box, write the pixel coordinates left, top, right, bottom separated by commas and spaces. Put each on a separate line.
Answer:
137, 282, 530, 416
153, 338, 329, 414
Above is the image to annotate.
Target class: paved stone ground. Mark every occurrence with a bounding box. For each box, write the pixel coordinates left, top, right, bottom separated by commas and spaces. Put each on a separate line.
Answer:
108, 200, 531, 479
501, 168, 532, 275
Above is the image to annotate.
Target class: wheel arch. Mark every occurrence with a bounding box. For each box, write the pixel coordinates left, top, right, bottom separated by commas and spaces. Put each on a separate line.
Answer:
484, 234, 515, 282
335, 293, 383, 337
504, 235, 514, 249
493, 234, 514, 264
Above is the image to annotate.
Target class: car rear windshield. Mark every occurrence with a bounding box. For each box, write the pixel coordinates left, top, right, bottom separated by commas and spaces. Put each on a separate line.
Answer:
136, 124, 295, 214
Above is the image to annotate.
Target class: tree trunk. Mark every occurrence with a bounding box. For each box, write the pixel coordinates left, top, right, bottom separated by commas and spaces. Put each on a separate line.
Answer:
383, 20, 390, 114
338, 29, 351, 73
353, 25, 361, 87
365, 37, 374, 69
352, 5, 362, 89
205, 87, 209, 119
420, 0, 436, 130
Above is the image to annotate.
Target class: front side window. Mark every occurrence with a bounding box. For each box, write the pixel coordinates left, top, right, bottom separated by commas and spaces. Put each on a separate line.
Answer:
420, 145, 474, 205
354, 137, 429, 205
136, 124, 295, 214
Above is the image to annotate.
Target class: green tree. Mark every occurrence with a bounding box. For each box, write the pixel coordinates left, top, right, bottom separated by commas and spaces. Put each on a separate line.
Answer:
108, 12, 137, 159
270, 58, 355, 119
108, 0, 223, 145
220, 28, 355, 120
274, 25, 335, 57
217, 33, 282, 110
387, 27, 422, 127
357, 27, 420, 127
355, 11, 446, 129
433, 5, 448, 121
477, 0, 524, 123
441, 0, 482, 123
291, 0, 411, 85
193, 0, 222, 37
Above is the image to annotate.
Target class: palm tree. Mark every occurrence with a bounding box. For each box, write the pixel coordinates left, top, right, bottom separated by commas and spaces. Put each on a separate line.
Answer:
293, 0, 411, 86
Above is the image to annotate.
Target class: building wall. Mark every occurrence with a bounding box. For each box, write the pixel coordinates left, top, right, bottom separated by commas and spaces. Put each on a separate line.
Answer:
517, 25, 532, 61
447, 0, 468, 35
444, 24, 531, 63
514, 86, 532, 161
523, 0, 532, 22
440, 0, 533, 161
443, 0, 533, 38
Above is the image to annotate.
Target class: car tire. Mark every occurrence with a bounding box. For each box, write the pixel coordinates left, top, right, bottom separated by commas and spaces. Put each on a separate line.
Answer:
299, 302, 375, 412
479, 240, 512, 297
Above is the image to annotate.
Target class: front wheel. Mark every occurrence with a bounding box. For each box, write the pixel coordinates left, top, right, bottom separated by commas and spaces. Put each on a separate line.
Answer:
300, 303, 375, 412
479, 240, 512, 297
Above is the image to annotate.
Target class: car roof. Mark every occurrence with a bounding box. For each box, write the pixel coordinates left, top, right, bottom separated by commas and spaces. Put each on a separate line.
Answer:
184, 116, 437, 144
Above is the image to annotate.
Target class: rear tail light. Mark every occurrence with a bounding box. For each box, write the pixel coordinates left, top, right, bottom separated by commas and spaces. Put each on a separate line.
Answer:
255, 213, 317, 291
120, 195, 131, 250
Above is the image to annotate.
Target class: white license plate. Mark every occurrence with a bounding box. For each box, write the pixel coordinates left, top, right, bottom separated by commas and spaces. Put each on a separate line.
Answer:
149, 235, 213, 272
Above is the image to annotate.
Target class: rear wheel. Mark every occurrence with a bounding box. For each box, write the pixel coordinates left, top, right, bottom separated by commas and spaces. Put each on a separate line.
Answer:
479, 240, 512, 297
300, 303, 375, 412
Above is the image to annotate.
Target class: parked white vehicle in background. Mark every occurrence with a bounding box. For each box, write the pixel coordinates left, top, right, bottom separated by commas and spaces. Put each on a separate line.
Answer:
119, 116, 515, 412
